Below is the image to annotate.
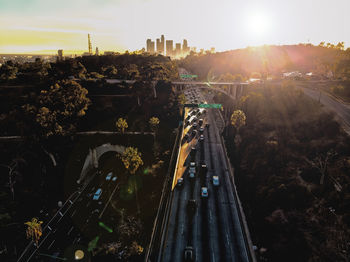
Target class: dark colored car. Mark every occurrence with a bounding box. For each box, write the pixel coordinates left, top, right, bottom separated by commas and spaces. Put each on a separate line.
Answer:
184, 246, 194, 261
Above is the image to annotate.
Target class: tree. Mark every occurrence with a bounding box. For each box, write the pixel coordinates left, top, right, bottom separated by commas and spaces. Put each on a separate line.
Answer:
22, 80, 90, 137
102, 65, 118, 78
0, 61, 18, 81
305, 150, 339, 186
231, 110, 246, 131
24, 218, 43, 246
177, 93, 187, 115
149, 117, 160, 133
116, 118, 128, 133
119, 147, 144, 215
120, 147, 143, 175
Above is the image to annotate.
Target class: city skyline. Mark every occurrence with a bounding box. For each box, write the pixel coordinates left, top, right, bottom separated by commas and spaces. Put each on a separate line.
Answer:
0, 0, 349, 54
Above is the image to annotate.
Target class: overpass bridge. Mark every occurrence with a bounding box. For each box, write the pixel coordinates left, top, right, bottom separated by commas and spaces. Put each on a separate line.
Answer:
172, 81, 248, 101
96, 79, 249, 101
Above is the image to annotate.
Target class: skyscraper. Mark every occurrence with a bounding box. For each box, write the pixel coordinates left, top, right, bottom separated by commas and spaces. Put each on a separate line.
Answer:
150, 41, 155, 53
88, 34, 92, 55
57, 49, 63, 61
166, 40, 173, 56
161, 35, 165, 55
156, 38, 161, 53
146, 39, 155, 54
175, 43, 181, 57
182, 39, 190, 56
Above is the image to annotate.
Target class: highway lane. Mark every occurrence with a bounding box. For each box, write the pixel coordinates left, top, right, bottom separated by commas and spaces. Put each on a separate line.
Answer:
209, 97, 250, 261
299, 86, 350, 133
25, 170, 120, 261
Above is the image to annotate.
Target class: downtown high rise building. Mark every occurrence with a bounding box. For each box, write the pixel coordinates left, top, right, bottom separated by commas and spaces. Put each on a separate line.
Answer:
146, 39, 155, 53
166, 40, 173, 56
146, 35, 195, 58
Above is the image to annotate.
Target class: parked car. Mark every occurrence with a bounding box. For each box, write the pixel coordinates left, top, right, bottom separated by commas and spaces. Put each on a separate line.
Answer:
112, 176, 117, 182
93, 188, 102, 200
201, 187, 208, 198
199, 134, 204, 141
199, 127, 204, 133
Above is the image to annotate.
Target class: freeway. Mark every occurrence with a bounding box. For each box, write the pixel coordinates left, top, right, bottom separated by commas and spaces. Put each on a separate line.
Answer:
158, 89, 253, 262
18, 169, 120, 262
300, 87, 350, 133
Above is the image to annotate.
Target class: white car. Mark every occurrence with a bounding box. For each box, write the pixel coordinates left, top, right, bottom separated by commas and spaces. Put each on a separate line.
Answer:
213, 176, 219, 186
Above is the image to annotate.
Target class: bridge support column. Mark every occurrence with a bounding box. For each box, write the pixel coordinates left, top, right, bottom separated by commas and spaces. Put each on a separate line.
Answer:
152, 81, 157, 98
232, 84, 237, 99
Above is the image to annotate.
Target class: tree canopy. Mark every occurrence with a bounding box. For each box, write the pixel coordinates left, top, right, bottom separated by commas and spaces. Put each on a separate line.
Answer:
116, 118, 128, 133
120, 147, 144, 175
22, 80, 90, 137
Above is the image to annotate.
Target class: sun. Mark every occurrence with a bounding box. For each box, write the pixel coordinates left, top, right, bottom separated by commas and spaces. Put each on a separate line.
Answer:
248, 12, 270, 36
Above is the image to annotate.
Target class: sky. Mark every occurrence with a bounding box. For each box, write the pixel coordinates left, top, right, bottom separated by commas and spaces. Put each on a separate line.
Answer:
0, 0, 349, 54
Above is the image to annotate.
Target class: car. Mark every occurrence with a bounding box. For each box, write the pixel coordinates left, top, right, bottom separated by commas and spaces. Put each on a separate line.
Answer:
184, 246, 194, 261
201, 187, 208, 198
191, 130, 197, 136
213, 176, 220, 186
199, 127, 204, 133
189, 162, 196, 175
199, 119, 203, 126
105, 172, 113, 181
189, 171, 195, 178
93, 188, 102, 200
193, 123, 197, 128
177, 177, 184, 187
112, 176, 117, 182
199, 134, 204, 141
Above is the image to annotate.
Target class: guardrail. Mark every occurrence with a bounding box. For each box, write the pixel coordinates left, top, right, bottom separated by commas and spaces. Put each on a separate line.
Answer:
145, 115, 185, 262
216, 111, 257, 262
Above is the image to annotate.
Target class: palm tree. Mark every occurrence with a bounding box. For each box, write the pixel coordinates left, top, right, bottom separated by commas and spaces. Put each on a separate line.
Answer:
24, 218, 43, 246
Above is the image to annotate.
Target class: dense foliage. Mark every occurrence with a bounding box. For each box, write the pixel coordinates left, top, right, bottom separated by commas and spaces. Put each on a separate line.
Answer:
219, 83, 350, 261
178, 43, 350, 80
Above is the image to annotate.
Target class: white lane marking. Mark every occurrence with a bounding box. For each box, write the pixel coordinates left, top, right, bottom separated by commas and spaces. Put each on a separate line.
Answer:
71, 210, 77, 217
48, 239, 55, 250
67, 226, 74, 235
58, 211, 63, 217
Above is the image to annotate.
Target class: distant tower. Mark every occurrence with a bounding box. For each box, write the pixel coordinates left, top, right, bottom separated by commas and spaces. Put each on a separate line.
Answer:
57, 49, 63, 61
161, 35, 165, 55
88, 34, 92, 55
95, 47, 99, 56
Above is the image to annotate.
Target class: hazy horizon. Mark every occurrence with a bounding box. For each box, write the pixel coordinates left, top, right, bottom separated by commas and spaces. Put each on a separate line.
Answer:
0, 0, 349, 54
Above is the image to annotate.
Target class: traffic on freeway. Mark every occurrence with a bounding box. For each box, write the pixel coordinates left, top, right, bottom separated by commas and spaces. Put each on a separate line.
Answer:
158, 88, 253, 262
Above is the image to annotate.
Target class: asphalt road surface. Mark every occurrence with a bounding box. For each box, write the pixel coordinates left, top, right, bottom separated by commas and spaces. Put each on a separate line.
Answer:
19, 170, 120, 262
160, 89, 250, 262
300, 86, 350, 133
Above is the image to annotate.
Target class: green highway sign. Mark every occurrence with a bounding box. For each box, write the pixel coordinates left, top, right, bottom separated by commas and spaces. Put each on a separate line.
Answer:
198, 104, 222, 108
184, 104, 222, 108
180, 74, 198, 79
